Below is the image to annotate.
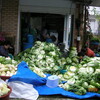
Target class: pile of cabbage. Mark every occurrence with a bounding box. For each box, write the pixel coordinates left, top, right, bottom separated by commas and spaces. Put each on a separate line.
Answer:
15, 41, 62, 74
0, 79, 10, 96
6, 41, 100, 95
61, 47, 79, 69
0, 56, 18, 76
14, 41, 79, 75
0, 63, 17, 76
0, 56, 18, 65
59, 57, 100, 95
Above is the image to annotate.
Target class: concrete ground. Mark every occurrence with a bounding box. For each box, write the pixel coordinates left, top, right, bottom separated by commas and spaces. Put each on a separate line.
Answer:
10, 95, 100, 100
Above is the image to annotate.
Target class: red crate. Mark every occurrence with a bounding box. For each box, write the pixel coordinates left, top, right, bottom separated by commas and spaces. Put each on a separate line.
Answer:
0, 76, 11, 81
0, 86, 12, 100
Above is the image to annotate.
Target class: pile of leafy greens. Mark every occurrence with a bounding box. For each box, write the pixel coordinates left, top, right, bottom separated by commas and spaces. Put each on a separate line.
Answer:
14, 41, 79, 76
15, 41, 63, 75
0, 56, 18, 76
14, 41, 100, 95
59, 57, 100, 95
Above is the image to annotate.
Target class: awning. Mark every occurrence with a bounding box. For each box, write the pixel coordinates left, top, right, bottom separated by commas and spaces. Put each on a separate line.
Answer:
19, 0, 75, 15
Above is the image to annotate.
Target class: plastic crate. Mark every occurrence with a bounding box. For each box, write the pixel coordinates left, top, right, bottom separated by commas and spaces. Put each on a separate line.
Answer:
0, 76, 11, 81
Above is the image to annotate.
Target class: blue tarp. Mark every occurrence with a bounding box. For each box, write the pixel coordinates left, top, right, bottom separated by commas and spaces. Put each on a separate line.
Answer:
8, 61, 100, 99
34, 85, 100, 99
8, 61, 46, 86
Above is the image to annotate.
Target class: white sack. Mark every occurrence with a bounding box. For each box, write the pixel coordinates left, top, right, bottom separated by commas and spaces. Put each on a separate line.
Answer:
8, 81, 39, 100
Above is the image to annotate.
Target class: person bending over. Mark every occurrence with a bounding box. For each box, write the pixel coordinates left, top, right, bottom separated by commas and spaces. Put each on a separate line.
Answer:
0, 41, 11, 57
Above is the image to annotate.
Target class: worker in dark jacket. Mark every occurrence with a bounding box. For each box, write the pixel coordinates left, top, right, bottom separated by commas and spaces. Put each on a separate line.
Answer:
0, 41, 11, 57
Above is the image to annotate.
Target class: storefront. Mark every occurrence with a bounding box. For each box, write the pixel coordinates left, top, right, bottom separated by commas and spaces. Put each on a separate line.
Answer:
17, 0, 76, 52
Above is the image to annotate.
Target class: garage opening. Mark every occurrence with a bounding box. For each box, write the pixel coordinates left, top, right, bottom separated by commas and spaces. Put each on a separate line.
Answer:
20, 12, 64, 51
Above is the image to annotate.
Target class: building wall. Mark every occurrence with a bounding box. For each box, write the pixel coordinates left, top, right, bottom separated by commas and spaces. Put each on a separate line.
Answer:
73, 4, 84, 52
1, 0, 76, 54
1, 0, 19, 52
0, 0, 2, 31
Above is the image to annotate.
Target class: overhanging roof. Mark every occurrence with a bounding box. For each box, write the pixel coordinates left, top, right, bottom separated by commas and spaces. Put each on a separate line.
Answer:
90, 0, 100, 7
71, 0, 100, 7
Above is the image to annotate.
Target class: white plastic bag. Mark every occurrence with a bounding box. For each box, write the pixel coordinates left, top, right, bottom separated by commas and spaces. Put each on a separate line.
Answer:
8, 81, 39, 100
0, 78, 6, 84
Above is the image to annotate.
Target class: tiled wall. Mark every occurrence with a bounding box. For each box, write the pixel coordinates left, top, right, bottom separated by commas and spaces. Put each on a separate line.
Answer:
1, 0, 19, 52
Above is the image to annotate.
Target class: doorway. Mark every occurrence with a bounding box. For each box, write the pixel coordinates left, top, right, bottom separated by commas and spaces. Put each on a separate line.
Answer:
20, 12, 64, 51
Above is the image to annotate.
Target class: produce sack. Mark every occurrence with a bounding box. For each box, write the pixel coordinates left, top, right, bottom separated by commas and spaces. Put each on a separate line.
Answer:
8, 61, 46, 86
8, 81, 39, 100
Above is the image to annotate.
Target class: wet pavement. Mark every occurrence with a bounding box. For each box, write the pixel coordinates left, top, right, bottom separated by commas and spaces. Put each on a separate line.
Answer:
10, 95, 99, 100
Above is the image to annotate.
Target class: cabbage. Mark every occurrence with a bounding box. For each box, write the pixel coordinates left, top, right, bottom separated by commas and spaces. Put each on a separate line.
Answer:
14, 41, 62, 75
0, 56, 18, 65
69, 66, 77, 72
0, 83, 10, 96
0, 63, 17, 76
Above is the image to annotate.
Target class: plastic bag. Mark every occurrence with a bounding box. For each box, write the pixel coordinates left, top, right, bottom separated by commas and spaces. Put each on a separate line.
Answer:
0, 78, 6, 84
8, 81, 39, 100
